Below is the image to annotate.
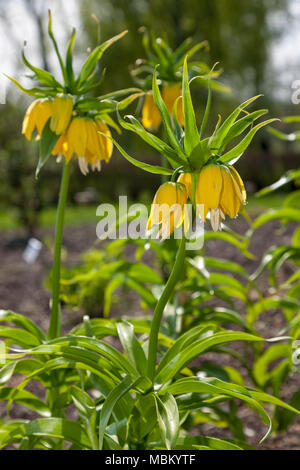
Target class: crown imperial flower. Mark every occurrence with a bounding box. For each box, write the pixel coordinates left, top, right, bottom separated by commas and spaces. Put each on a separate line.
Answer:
50, 94, 73, 135
195, 163, 246, 231
22, 98, 53, 140
147, 182, 189, 237
51, 117, 113, 174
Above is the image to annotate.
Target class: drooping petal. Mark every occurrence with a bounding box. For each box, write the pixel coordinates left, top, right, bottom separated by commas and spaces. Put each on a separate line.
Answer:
142, 93, 162, 130
36, 99, 53, 135
162, 83, 184, 126
50, 95, 73, 135
229, 166, 247, 204
147, 182, 187, 236
177, 172, 192, 199
219, 166, 238, 218
67, 117, 87, 158
196, 164, 223, 221
95, 119, 113, 163
22, 99, 41, 140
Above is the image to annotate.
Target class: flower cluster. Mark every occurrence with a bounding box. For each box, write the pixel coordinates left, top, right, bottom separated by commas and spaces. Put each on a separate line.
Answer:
22, 95, 113, 174
116, 54, 276, 235
147, 163, 246, 235
132, 30, 226, 132
142, 83, 184, 130
12, 12, 140, 176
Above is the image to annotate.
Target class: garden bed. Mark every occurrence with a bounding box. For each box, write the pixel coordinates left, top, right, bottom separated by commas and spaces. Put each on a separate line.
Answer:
1, 217, 299, 450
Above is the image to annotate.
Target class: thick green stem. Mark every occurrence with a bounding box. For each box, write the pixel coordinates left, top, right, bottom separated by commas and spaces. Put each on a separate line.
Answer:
48, 160, 70, 340
147, 235, 186, 382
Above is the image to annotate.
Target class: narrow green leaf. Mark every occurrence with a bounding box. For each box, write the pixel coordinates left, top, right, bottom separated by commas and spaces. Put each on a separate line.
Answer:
98, 375, 134, 450
182, 57, 200, 155
36, 118, 60, 177
77, 31, 128, 88
154, 393, 179, 450
219, 119, 279, 164
152, 70, 186, 159
116, 321, 147, 375
104, 133, 173, 176
211, 95, 263, 151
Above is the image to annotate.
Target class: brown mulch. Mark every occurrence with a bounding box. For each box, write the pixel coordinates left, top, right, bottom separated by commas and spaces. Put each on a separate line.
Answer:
0, 216, 300, 450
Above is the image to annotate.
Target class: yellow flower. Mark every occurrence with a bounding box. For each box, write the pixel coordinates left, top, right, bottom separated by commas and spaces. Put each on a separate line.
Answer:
177, 172, 192, 199
142, 83, 184, 131
22, 98, 53, 140
147, 182, 188, 237
196, 163, 246, 231
51, 117, 113, 175
50, 94, 73, 135
162, 83, 184, 126
142, 93, 162, 130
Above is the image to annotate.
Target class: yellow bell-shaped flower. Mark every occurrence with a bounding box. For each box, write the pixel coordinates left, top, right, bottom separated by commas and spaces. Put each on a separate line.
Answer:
162, 83, 184, 127
142, 83, 184, 131
142, 93, 162, 131
22, 98, 53, 140
147, 182, 188, 237
196, 163, 246, 231
50, 94, 73, 135
51, 117, 113, 175
177, 172, 192, 199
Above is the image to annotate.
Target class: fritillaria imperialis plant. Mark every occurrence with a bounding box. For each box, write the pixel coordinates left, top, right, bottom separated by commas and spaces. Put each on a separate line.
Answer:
131, 29, 228, 131
0, 18, 300, 451
7, 11, 141, 341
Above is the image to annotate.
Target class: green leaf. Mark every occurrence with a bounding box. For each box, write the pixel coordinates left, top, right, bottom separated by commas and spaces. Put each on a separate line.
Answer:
0, 327, 40, 347
219, 119, 279, 164
252, 208, 300, 230
152, 70, 186, 160
155, 332, 264, 384
0, 310, 45, 341
116, 321, 147, 375
47, 10, 68, 85
211, 95, 263, 151
253, 344, 290, 387
66, 28, 76, 87
199, 65, 215, 139
5, 74, 56, 98
154, 392, 179, 450
22, 49, 62, 89
165, 377, 273, 442
36, 118, 60, 177
118, 110, 185, 167
156, 325, 216, 378
106, 134, 173, 176
175, 435, 254, 450
98, 375, 134, 450
1, 418, 91, 449
0, 358, 45, 386
189, 139, 211, 171
257, 169, 300, 196
0, 388, 51, 417
268, 126, 300, 141
182, 57, 200, 155
76, 31, 128, 88
220, 109, 268, 152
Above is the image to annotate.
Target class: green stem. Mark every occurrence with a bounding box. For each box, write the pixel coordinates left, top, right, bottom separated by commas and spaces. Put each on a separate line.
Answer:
48, 160, 70, 340
147, 235, 186, 382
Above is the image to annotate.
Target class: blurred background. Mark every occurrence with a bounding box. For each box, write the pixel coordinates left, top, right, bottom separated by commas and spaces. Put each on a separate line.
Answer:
0, 0, 300, 235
